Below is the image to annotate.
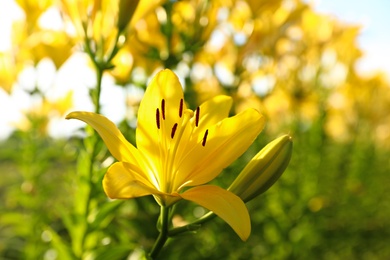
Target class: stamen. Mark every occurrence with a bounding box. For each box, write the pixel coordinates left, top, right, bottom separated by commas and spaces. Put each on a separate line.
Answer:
156, 108, 160, 129
171, 123, 178, 139
161, 99, 166, 120
179, 99, 183, 118
202, 129, 208, 146
195, 107, 200, 127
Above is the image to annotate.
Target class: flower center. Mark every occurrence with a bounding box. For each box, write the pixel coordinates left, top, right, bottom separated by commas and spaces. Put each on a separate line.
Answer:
154, 98, 209, 192
155, 98, 208, 146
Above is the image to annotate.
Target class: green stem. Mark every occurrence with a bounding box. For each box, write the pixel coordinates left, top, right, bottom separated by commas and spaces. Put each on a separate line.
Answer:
83, 27, 122, 114
149, 206, 170, 259
73, 19, 124, 258
168, 211, 216, 237
76, 28, 109, 255
78, 58, 104, 256
94, 66, 103, 114
105, 32, 122, 64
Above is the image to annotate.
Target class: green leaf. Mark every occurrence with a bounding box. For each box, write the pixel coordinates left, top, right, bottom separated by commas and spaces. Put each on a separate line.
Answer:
93, 245, 138, 260
46, 226, 77, 260
88, 200, 123, 231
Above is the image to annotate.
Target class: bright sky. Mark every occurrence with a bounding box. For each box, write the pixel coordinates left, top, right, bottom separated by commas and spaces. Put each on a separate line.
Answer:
1, 0, 390, 140
312, 0, 390, 78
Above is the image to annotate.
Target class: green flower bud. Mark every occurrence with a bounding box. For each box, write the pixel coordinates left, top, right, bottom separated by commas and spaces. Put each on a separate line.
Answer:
117, 0, 140, 32
228, 135, 293, 202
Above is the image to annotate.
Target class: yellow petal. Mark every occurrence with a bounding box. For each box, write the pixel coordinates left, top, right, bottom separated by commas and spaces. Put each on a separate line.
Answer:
175, 108, 265, 189
181, 185, 251, 241
66, 111, 141, 163
137, 69, 185, 146
0, 52, 18, 93
129, 0, 166, 29
190, 95, 233, 140
103, 162, 160, 199
136, 69, 186, 185
174, 95, 233, 169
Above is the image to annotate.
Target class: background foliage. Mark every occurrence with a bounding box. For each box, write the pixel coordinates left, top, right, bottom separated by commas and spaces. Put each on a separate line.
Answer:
1, 0, 390, 259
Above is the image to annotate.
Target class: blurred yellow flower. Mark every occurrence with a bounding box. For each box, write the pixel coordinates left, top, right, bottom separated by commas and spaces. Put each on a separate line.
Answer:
109, 46, 134, 84
60, 0, 165, 53
128, 0, 166, 30
301, 9, 333, 43
67, 69, 266, 241
14, 90, 74, 135
51, 90, 74, 116
21, 29, 74, 69
59, 0, 165, 83
0, 52, 18, 93
60, 0, 120, 54
15, 0, 54, 26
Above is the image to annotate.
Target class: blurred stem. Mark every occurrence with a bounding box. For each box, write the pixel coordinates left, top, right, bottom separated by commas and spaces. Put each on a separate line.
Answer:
168, 211, 216, 237
74, 28, 123, 256
149, 206, 169, 259
149, 208, 218, 258
94, 67, 103, 114
77, 64, 104, 256
105, 32, 122, 65
83, 28, 122, 112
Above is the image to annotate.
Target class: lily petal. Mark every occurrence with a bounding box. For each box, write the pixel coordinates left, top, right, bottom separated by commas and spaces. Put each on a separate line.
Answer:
103, 162, 160, 199
175, 108, 265, 189
66, 111, 141, 163
190, 95, 233, 141
136, 69, 186, 189
137, 69, 185, 147
181, 185, 251, 241
175, 95, 233, 165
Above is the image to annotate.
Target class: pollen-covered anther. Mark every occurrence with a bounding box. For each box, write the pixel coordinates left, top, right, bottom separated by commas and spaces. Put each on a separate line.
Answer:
156, 108, 160, 129
202, 129, 208, 146
179, 99, 183, 118
161, 99, 166, 120
171, 123, 178, 139
195, 107, 200, 127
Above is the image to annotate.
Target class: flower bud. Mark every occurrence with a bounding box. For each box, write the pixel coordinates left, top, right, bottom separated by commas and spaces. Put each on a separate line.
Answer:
117, 0, 140, 32
228, 135, 293, 202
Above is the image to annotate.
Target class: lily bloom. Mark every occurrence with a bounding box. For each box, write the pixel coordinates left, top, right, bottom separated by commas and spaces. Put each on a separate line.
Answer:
66, 69, 264, 240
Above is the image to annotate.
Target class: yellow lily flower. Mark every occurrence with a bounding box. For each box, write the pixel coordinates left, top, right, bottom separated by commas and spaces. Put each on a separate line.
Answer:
66, 69, 265, 240
0, 52, 18, 93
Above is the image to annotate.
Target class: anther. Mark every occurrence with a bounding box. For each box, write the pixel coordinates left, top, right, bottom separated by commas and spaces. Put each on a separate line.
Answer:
179, 99, 183, 118
202, 129, 208, 146
171, 123, 178, 139
195, 107, 200, 127
156, 108, 160, 129
161, 99, 166, 120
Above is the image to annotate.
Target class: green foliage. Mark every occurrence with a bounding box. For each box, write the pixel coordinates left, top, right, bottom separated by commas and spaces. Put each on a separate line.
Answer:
1, 116, 390, 259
